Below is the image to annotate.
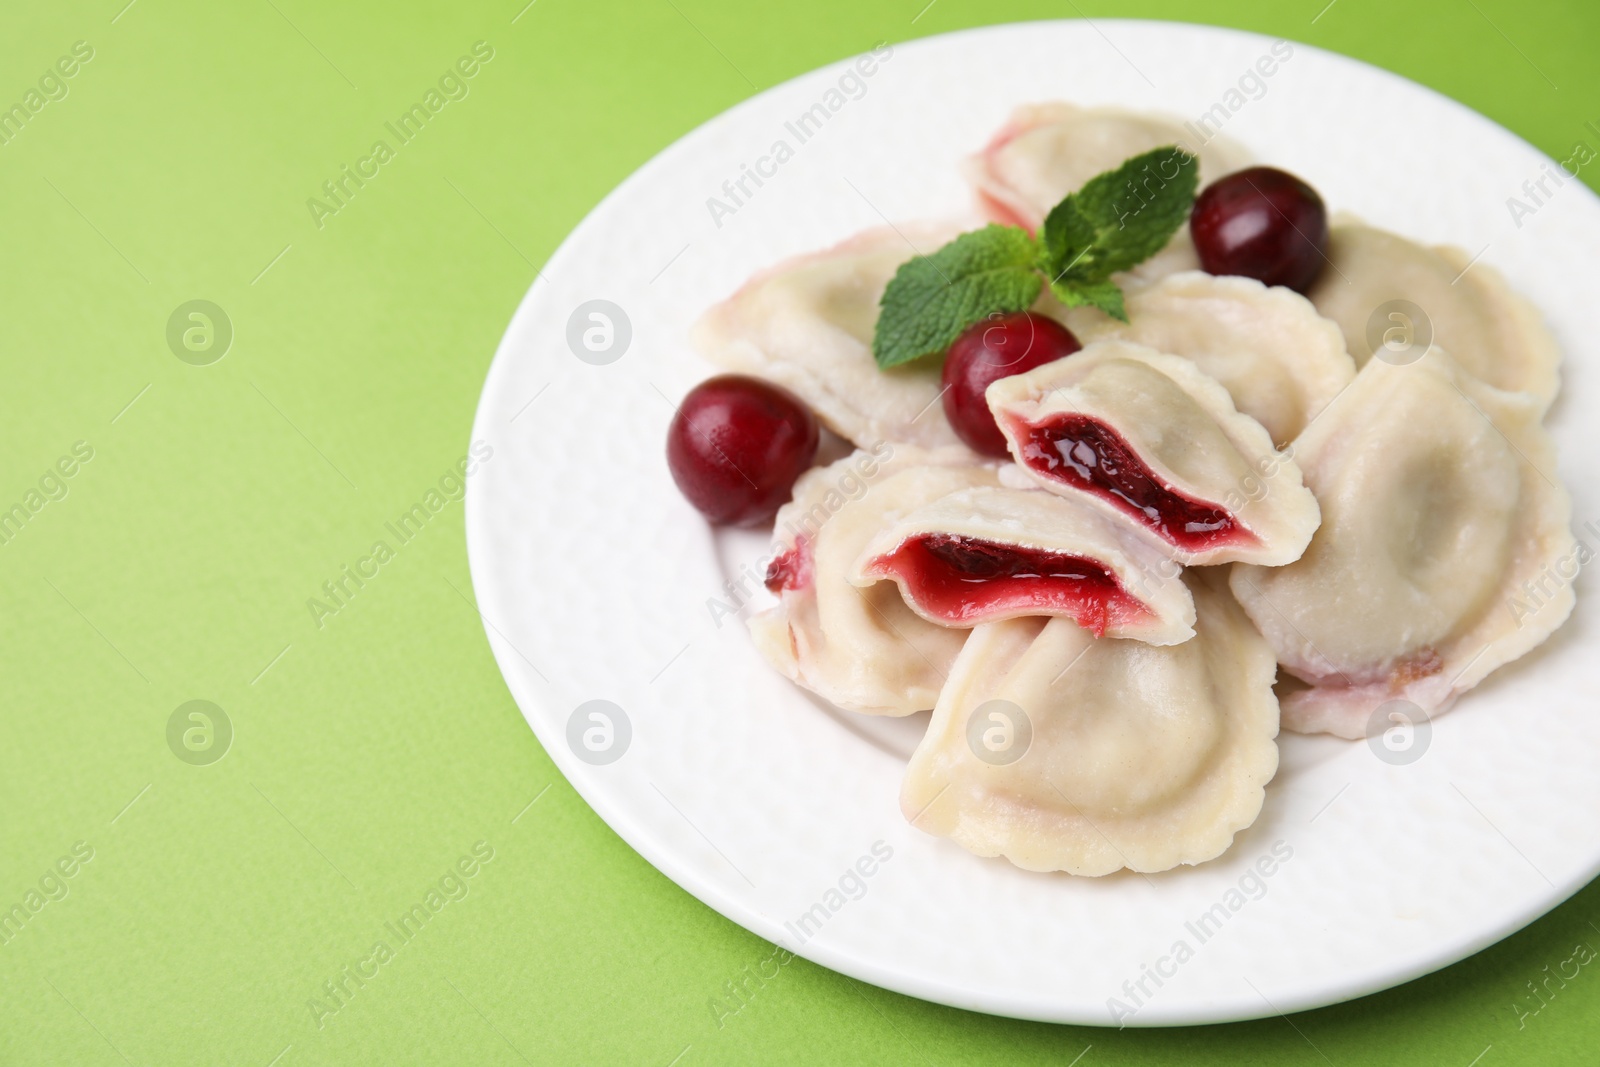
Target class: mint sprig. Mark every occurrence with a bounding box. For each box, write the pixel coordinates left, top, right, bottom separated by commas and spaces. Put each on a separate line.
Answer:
1041, 146, 1198, 318
870, 146, 1198, 368
873, 225, 1042, 370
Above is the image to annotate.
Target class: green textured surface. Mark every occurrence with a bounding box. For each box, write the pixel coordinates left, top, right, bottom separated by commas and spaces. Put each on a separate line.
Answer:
3, 0, 1597, 1064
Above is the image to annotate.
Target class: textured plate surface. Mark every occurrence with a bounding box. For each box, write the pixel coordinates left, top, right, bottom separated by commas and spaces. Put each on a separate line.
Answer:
466, 20, 1600, 1025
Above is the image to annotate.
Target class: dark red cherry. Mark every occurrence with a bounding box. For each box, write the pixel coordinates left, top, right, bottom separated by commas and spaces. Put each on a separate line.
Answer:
667, 375, 819, 526
942, 312, 1081, 457
1190, 166, 1329, 293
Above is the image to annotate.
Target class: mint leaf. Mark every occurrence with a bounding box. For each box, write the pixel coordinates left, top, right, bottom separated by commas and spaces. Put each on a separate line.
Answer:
1072, 146, 1199, 272
1048, 277, 1125, 321
1040, 146, 1198, 321
873, 225, 1042, 369
1038, 197, 1102, 279
869, 148, 1198, 370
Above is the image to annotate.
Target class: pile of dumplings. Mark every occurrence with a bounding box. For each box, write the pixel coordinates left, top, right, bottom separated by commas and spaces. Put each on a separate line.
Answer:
692, 103, 1576, 876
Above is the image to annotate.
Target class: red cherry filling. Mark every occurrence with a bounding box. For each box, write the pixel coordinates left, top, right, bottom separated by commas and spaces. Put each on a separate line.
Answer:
1190, 166, 1329, 293
666, 375, 820, 527
764, 542, 809, 593
864, 533, 1145, 636
942, 312, 1081, 457
1016, 414, 1252, 553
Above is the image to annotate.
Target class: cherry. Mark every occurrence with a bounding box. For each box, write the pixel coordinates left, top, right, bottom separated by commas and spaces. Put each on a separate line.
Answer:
667, 375, 819, 527
1190, 166, 1329, 293
942, 312, 1081, 457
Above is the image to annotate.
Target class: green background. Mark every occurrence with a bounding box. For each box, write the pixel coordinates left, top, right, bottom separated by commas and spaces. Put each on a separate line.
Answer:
2, 0, 1596, 1063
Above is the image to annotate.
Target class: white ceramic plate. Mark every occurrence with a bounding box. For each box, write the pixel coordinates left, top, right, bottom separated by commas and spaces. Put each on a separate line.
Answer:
466, 20, 1600, 1025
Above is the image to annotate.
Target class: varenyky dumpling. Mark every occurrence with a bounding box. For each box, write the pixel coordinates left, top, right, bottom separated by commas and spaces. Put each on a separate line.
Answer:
1306, 220, 1560, 410
1230, 347, 1576, 738
964, 102, 1252, 231
850, 483, 1195, 643
693, 223, 967, 450
900, 570, 1279, 875
1079, 271, 1356, 447
987, 340, 1321, 566
751, 445, 998, 716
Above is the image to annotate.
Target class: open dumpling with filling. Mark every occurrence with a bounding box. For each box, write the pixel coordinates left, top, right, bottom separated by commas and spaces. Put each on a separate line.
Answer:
850, 484, 1195, 644
965, 102, 1251, 231
900, 570, 1279, 875
693, 224, 967, 450
987, 340, 1320, 566
1079, 271, 1356, 447
1306, 221, 1559, 410
751, 446, 999, 716
1230, 347, 1576, 738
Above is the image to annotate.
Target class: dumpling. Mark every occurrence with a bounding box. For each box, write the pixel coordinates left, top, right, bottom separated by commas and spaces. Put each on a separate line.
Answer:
1306, 221, 1559, 410
965, 102, 1252, 231
751, 445, 998, 716
850, 484, 1195, 644
900, 570, 1279, 875
1229, 347, 1576, 738
692, 224, 966, 450
1078, 271, 1356, 447
986, 340, 1321, 566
